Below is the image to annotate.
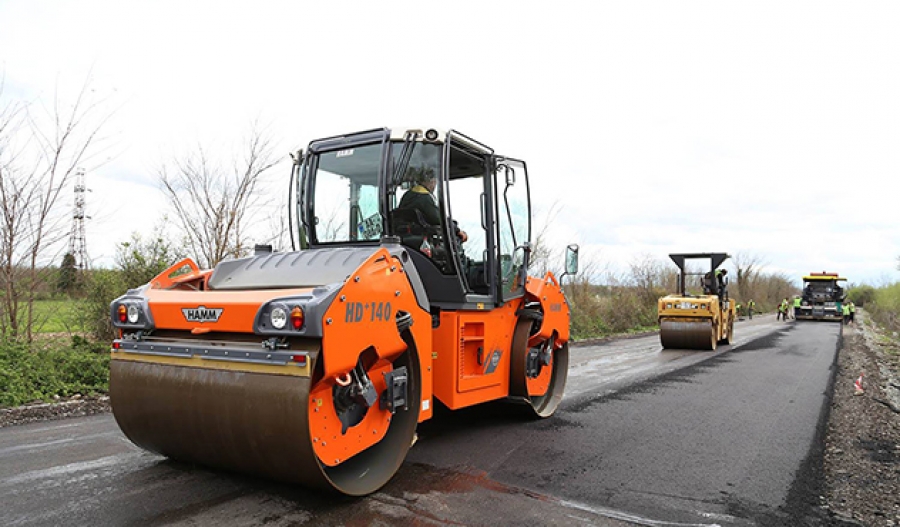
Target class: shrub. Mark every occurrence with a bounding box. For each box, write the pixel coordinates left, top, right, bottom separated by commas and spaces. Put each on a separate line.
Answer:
0, 336, 109, 408
848, 285, 877, 307
82, 269, 127, 341
869, 283, 900, 332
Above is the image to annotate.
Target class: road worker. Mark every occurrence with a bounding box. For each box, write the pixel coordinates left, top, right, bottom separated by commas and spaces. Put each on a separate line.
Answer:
747, 299, 756, 320
792, 296, 801, 319
715, 268, 728, 301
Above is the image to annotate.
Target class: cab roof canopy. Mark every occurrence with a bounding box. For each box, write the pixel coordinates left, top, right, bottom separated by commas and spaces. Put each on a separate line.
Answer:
803, 272, 847, 282
668, 252, 730, 273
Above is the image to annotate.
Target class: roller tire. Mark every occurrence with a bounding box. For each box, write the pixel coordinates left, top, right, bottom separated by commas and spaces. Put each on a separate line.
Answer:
660, 319, 717, 351
509, 318, 569, 418
110, 340, 420, 496
719, 318, 734, 345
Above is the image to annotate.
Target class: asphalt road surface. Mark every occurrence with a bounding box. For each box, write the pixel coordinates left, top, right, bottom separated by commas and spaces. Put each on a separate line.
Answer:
0, 315, 842, 526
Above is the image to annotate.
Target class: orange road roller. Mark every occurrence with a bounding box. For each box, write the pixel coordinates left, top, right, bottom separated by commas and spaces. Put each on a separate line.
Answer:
109, 127, 577, 495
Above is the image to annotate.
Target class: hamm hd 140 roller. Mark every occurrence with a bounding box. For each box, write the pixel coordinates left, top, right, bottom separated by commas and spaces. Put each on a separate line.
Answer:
109, 127, 577, 496
658, 252, 735, 350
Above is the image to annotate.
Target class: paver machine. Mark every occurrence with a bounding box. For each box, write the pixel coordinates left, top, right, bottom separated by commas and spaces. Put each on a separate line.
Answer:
108, 127, 575, 496
658, 252, 735, 350
796, 272, 846, 321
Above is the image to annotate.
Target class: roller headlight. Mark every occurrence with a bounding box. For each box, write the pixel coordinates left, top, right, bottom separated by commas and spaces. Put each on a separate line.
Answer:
270, 306, 288, 329
127, 304, 140, 324
254, 294, 319, 336
110, 297, 154, 330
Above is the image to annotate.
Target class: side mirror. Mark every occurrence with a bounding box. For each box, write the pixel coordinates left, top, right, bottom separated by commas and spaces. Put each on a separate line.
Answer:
564, 244, 579, 276
290, 148, 305, 165
503, 164, 516, 185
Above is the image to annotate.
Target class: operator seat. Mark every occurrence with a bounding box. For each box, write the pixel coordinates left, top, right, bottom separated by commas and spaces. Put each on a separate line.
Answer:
389, 207, 431, 249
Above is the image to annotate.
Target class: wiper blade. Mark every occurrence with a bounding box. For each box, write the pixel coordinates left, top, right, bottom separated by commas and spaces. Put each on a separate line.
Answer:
391, 130, 419, 185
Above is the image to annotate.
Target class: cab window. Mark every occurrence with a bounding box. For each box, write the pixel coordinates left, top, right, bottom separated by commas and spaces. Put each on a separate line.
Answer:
311, 143, 382, 243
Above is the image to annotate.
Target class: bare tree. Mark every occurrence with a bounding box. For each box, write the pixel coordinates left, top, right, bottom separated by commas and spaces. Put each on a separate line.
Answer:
158, 124, 280, 269
628, 254, 677, 304
765, 272, 796, 305
260, 207, 292, 253
731, 251, 766, 302
528, 201, 563, 277
0, 82, 28, 338
0, 76, 113, 341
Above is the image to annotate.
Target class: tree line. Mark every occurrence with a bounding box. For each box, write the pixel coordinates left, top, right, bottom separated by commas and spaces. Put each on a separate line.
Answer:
535, 251, 800, 339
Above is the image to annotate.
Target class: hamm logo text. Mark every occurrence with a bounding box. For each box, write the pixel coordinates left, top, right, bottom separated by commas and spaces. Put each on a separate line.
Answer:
182, 306, 223, 323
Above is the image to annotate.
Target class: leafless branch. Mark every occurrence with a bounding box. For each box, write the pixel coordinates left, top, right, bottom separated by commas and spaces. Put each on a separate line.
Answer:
0, 75, 114, 340
158, 123, 280, 269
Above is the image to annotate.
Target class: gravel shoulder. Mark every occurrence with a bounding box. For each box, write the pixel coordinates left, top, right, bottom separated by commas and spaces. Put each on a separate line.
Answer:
823, 312, 900, 527
0, 395, 110, 428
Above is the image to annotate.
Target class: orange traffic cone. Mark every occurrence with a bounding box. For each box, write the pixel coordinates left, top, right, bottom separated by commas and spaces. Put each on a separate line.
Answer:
854, 373, 864, 396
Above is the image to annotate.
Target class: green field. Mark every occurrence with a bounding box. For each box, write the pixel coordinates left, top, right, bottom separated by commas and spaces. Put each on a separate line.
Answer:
28, 299, 90, 334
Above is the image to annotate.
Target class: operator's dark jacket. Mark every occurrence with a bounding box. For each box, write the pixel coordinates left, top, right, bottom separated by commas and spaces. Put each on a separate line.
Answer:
397, 185, 467, 241
397, 186, 441, 225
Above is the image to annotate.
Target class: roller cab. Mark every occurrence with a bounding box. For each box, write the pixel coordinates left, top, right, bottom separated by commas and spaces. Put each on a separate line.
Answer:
109, 127, 574, 495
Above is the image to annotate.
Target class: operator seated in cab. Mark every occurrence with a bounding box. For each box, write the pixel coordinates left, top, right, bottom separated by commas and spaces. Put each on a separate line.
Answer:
393, 166, 467, 255
702, 268, 728, 301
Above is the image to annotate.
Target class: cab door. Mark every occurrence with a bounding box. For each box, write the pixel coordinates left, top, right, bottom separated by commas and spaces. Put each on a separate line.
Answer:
493, 157, 531, 303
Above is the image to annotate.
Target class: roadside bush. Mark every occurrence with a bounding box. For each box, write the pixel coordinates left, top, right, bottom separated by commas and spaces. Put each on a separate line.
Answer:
568, 282, 612, 339
116, 230, 181, 287
869, 283, 900, 332
82, 269, 127, 341
847, 285, 877, 307
0, 335, 109, 408
566, 281, 659, 340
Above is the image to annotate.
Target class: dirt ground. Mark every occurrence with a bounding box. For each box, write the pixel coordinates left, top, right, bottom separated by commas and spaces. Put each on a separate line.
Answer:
823, 313, 900, 527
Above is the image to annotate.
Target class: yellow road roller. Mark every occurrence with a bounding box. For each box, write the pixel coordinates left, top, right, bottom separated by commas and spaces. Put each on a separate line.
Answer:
658, 252, 735, 350
108, 127, 576, 496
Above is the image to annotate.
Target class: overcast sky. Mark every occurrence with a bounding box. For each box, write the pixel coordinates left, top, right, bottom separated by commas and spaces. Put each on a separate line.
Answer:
2, 1, 898, 286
